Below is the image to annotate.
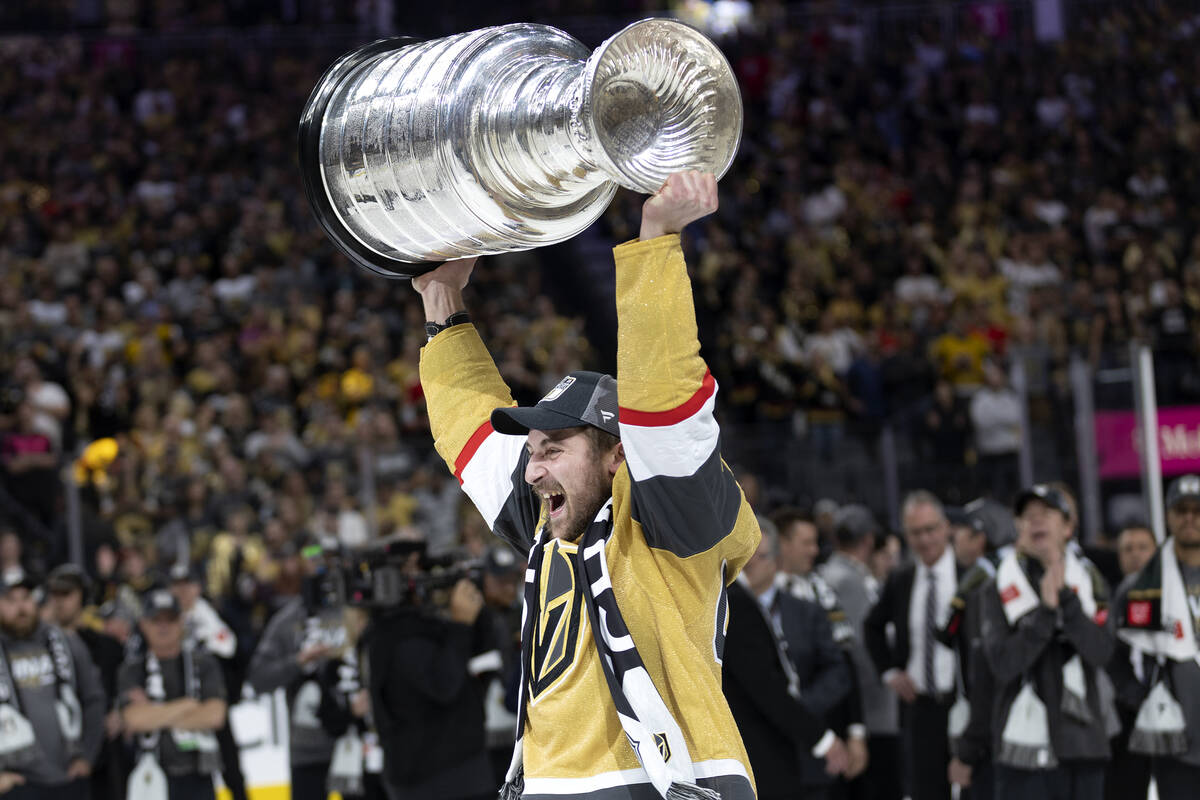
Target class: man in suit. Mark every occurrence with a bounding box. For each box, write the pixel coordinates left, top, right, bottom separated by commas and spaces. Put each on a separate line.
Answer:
820, 505, 901, 800
866, 490, 959, 800
724, 519, 850, 799
773, 507, 869, 785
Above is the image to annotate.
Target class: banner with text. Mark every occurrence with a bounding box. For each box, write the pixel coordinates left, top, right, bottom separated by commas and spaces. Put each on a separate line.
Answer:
1094, 406, 1200, 479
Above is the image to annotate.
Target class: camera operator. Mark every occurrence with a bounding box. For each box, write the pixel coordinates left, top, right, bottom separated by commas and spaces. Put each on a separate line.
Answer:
118, 591, 226, 800
478, 547, 523, 786
363, 576, 496, 800
247, 541, 347, 800
313, 607, 385, 800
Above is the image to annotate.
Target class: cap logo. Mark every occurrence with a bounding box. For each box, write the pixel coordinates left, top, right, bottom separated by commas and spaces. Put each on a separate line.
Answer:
599, 410, 614, 422
1179, 477, 1200, 496
542, 376, 576, 403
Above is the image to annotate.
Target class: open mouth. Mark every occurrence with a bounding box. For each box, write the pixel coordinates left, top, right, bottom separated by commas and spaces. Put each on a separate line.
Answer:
542, 491, 566, 519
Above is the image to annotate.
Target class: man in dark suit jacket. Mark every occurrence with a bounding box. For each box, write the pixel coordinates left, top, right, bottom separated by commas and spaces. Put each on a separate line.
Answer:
866, 491, 960, 800
724, 519, 849, 800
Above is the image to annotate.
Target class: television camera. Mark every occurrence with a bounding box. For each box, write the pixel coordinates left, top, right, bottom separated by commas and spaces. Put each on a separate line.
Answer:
320, 536, 483, 611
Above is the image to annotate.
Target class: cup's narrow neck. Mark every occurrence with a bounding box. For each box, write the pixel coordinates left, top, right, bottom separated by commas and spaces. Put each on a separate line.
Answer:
470, 56, 612, 211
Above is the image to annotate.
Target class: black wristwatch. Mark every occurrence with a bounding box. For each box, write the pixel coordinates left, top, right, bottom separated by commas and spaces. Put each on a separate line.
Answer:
425, 311, 471, 341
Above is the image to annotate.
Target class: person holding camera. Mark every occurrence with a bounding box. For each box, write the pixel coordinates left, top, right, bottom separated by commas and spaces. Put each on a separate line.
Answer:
312, 607, 385, 800
118, 590, 226, 800
247, 542, 347, 800
362, 576, 496, 800
413, 172, 759, 799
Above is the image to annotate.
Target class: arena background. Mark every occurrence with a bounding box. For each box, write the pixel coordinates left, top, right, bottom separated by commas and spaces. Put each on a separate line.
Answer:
1, 0, 1199, 797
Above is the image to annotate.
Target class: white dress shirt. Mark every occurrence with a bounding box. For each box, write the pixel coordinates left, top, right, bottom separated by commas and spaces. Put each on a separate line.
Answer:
906, 546, 958, 695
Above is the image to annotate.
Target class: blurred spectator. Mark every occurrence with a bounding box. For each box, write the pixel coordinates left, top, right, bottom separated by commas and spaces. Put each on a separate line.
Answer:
168, 563, 246, 800
1110, 476, 1200, 800
867, 491, 958, 800
247, 546, 347, 800
723, 521, 851, 797
1, 402, 59, 531
44, 563, 129, 800
118, 590, 227, 800
820, 505, 901, 800
0, 570, 106, 798
918, 380, 973, 503
1115, 524, 1157, 580
0, 530, 26, 585
980, 486, 1112, 798
771, 507, 869, 786
930, 311, 991, 394
479, 545, 522, 787
1102, 523, 1158, 800
969, 361, 1022, 504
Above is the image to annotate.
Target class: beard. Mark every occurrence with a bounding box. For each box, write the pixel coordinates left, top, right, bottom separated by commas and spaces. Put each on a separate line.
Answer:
1176, 529, 1200, 548
543, 471, 613, 542
0, 611, 37, 639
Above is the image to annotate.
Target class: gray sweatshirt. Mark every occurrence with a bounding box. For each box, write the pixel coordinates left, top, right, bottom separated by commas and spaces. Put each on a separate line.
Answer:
1, 624, 106, 785
248, 598, 346, 767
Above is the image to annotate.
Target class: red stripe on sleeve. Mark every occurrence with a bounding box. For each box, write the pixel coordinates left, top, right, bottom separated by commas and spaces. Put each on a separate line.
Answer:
453, 420, 495, 484
618, 370, 716, 427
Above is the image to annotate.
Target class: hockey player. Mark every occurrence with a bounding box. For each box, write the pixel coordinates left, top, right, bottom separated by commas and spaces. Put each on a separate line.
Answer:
413, 171, 759, 800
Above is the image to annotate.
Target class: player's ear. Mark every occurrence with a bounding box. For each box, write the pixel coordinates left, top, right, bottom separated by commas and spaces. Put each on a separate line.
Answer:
607, 442, 625, 476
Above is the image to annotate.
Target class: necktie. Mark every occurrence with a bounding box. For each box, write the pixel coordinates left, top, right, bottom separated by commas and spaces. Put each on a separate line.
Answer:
924, 568, 938, 694
765, 594, 802, 700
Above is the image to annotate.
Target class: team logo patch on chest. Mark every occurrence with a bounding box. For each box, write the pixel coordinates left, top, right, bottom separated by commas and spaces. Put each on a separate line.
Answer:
530, 540, 585, 699
10, 651, 55, 689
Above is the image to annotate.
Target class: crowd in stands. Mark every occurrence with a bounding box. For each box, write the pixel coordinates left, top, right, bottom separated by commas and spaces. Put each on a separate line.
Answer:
0, 2, 1199, 797
0, 0, 1198, 657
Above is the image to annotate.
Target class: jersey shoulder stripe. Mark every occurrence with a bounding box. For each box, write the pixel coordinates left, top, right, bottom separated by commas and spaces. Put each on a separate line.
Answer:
454, 420, 497, 483
620, 376, 719, 482
619, 369, 715, 427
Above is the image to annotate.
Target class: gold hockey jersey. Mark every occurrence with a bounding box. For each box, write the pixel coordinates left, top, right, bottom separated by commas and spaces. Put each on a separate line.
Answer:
420, 235, 759, 799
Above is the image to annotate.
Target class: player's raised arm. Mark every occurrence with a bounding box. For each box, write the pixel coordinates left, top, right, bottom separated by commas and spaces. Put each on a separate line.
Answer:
415, 258, 539, 554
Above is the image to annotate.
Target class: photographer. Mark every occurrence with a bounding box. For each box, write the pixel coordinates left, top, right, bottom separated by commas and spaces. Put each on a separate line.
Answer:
247, 542, 347, 800
312, 607, 385, 800
363, 576, 496, 800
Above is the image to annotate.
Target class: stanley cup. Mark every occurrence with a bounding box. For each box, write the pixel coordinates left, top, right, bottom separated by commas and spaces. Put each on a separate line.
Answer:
298, 19, 742, 277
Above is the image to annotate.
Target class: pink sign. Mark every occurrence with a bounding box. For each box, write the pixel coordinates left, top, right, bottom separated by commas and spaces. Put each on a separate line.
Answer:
1094, 407, 1200, 479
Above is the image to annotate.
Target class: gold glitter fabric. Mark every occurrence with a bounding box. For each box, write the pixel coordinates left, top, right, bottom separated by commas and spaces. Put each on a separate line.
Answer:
419, 323, 515, 472
614, 235, 706, 413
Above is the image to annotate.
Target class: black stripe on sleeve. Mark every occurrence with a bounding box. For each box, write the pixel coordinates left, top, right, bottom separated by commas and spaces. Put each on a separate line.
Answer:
628, 440, 741, 558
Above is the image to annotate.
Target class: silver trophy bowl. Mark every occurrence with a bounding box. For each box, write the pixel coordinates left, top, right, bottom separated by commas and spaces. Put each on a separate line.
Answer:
298, 19, 742, 277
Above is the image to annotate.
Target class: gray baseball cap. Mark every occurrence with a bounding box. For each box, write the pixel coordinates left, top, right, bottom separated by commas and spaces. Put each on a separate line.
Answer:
1167, 474, 1200, 509
491, 371, 620, 438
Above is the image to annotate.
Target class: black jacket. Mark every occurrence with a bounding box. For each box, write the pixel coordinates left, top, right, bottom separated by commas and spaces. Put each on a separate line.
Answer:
864, 558, 964, 681
722, 582, 831, 797
365, 607, 497, 789
977, 559, 1114, 763
778, 591, 853, 787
